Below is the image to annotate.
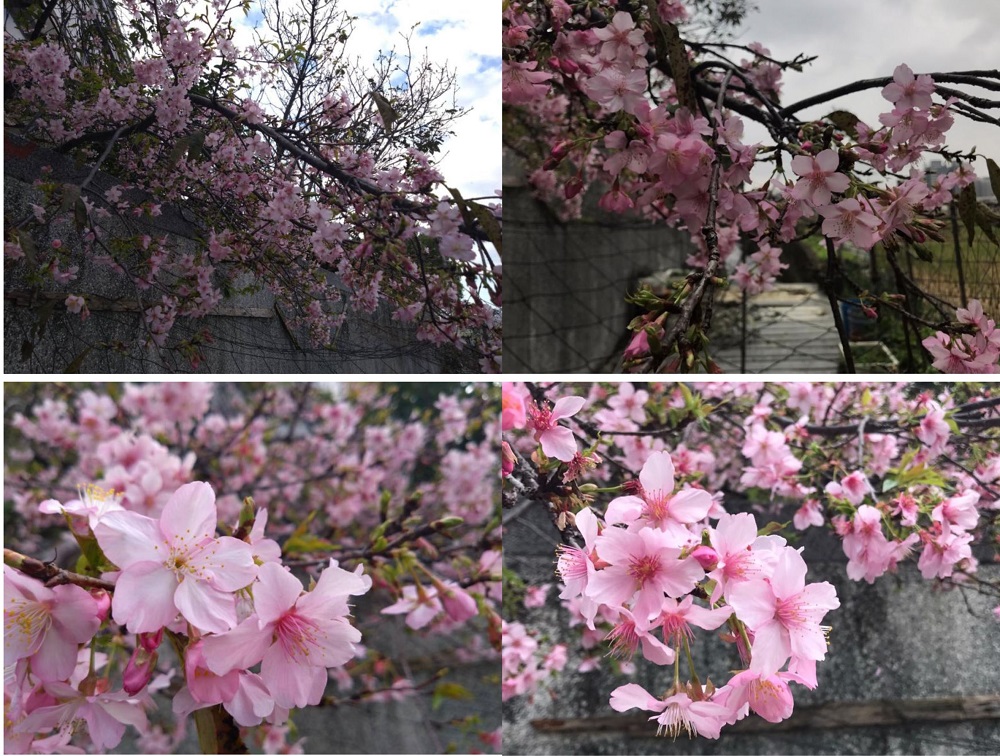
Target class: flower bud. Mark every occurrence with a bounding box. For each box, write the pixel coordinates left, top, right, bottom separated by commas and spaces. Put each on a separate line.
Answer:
564, 177, 584, 200
91, 590, 112, 623
123, 646, 158, 695
502, 441, 516, 477
438, 581, 478, 623
139, 628, 164, 653
690, 545, 720, 571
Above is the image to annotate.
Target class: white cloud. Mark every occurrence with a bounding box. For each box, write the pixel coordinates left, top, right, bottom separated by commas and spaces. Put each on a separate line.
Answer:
230, 0, 499, 200
734, 0, 1000, 169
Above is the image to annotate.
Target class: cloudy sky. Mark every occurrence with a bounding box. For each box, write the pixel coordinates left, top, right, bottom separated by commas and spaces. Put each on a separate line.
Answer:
732, 0, 1000, 167
239, 0, 500, 201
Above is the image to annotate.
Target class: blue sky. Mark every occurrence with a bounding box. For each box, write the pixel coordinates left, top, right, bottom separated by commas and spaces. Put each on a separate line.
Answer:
235, 0, 499, 201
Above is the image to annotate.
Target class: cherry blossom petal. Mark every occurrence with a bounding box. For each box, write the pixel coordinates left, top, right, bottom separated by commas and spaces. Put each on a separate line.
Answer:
638, 451, 676, 495
550, 395, 586, 421
727, 580, 776, 629
187, 536, 256, 592
748, 620, 790, 675
539, 426, 577, 462
49, 584, 101, 642
253, 563, 302, 625
260, 645, 326, 709
174, 577, 238, 634
604, 495, 645, 525
297, 560, 371, 618
304, 617, 363, 667
112, 561, 179, 633
94, 511, 168, 570
201, 616, 274, 676
225, 673, 275, 726
160, 481, 217, 546
609, 683, 667, 713
666, 488, 714, 523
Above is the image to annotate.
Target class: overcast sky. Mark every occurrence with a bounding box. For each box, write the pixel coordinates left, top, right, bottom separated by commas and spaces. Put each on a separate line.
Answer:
239, 1, 499, 202
733, 0, 1000, 171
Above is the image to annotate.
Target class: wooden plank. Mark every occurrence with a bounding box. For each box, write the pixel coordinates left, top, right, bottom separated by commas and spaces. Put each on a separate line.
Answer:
530, 694, 1000, 737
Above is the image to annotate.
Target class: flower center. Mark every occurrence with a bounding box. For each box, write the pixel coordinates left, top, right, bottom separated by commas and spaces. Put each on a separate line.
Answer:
276, 610, 321, 661
627, 554, 661, 587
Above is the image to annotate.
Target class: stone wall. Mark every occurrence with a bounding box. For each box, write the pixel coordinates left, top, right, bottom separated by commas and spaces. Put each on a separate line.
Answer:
503, 500, 1000, 755
503, 151, 692, 373
3, 132, 477, 374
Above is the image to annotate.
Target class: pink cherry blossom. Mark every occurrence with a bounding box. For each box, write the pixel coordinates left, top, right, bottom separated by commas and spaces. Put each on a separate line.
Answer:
727, 548, 839, 675
93, 481, 257, 634
527, 395, 586, 462
586, 526, 703, 620
609, 684, 729, 739
381, 584, 443, 629
4, 567, 102, 682
605, 450, 714, 533
790, 149, 850, 207
202, 560, 370, 709
881, 63, 935, 111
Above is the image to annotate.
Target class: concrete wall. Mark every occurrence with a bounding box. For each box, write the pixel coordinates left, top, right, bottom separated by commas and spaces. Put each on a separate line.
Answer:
3, 132, 477, 374
503, 500, 1000, 755
503, 151, 692, 373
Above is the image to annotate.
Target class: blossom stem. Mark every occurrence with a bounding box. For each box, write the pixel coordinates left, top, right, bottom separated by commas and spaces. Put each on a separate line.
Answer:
3, 548, 115, 591
682, 634, 702, 692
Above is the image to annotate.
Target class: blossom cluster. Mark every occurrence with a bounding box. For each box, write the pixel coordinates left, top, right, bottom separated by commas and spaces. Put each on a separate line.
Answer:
501, 382, 1000, 729
5, 382, 502, 753
6, 482, 370, 752
5, 2, 500, 371
503, 0, 993, 372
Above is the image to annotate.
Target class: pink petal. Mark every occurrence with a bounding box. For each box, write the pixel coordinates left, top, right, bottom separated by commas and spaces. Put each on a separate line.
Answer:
727, 579, 777, 629
174, 577, 238, 634
201, 617, 274, 676
160, 482, 217, 546
188, 537, 256, 592
666, 489, 713, 523
539, 426, 577, 462
303, 617, 362, 667
550, 395, 585, 421
254, 563, 302, 625
49, 584, 101, 643
638, 451, 675, 496
80, 704, 129, 751
30, 621, 81, 682
224, 673, 275, 726
94, 511, 168, 570
748, 620, 790, 675
609, 683, 666, 713
712, 512, 757, 555
297, 560, 371, 617
112, 562, 179, 633
604, 495, 644, 526
769, 549, 808, 600
815, 149, 839, 173
259, 645, 326, 708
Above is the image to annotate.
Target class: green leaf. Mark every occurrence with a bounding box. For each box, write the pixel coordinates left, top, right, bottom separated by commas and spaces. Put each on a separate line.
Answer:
166, 136, 192, 170
73, 196, 89, 232
283, 533, 335, 554
986, 158, 1000, 202
827, 110, 860, 138
63, 346, 94, 373
882, 477, 897, 493
957, 183, 977, 245
757, 520, 789, 537
432, 681, 473, 711
913, 244, 934, 262
468, 201, 502, 254
976, 204, 999, 245
58, 184, 80, 215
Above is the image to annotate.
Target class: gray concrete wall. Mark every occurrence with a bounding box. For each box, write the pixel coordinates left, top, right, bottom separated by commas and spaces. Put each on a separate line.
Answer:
503, 151, 692, 373
503, 501, 1000, 755
4, 132, 477, 374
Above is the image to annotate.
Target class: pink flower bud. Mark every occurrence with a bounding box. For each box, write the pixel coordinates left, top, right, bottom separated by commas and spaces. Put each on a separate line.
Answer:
139, 628, 164, 653
690, 545, 720, 571
123, 646, 158, 695
502, 441, 516, 477
564, 177, 584, 200
91, 590, 112, 622
623, 329, 650, 361
558, 57, 578, 74
438, 581, 478, 623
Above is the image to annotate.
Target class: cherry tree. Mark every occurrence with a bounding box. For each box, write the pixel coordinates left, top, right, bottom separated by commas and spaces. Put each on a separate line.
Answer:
4, 382, 501, 753
502, 381, 1000, 736
503, 0, 1000, 373
5, 0, 501, 371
